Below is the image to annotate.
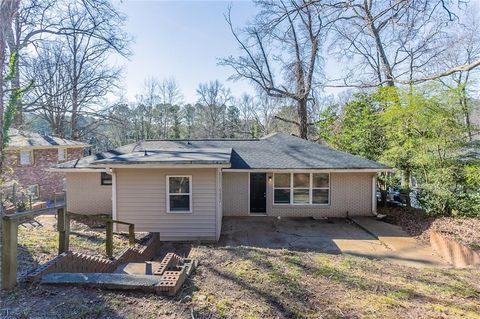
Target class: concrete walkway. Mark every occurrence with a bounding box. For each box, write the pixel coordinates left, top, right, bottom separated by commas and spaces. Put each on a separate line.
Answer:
350, 217, 449, 268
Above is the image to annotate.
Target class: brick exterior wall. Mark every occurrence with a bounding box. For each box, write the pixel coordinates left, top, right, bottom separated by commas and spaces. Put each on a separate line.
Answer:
3, 147, 86, 200
223, 172, 375, 218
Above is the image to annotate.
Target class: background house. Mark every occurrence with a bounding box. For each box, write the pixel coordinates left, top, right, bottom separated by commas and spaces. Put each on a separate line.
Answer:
2, 129, 89, 201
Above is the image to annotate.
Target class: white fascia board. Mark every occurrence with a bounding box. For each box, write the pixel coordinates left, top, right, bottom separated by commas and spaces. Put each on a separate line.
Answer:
91, 163, 232, 169
46, 168, 109, 173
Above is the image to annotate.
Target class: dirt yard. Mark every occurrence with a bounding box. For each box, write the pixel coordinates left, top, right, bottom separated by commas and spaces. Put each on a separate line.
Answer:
1, 215, 480, 318
1, 245, 480, 318
379, 206, 480, 250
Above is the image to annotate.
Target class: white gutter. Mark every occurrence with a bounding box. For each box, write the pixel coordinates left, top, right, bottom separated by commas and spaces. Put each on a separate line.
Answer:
91, 164, 231, 169
46, 168, 108, 173
222, 168, 395, 173
372, 174, 378, 216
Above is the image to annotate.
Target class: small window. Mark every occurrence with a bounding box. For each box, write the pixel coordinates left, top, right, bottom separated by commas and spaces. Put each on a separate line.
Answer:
167, 176, 192, 213
101, 172, 112, 185
20, 150, 33, 165
58, 148, 67, 161
28, 184, 39, 199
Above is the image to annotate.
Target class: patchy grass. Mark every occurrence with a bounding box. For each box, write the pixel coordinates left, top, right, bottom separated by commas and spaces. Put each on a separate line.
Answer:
15, 214, 148, 275
2, 219, 480, 318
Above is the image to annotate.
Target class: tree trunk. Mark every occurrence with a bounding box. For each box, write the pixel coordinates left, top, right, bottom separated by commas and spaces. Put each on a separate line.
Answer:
460, 87, 473, 141
364, 1, 395, 87
71, 41, 79, 140
297, 98, 308, 139
401, 169, 412, 207
71, 80, 79, 140
11, 15, 21, 127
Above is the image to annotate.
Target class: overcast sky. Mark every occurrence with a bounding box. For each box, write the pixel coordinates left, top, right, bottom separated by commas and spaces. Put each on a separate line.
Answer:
113, 0, 259, 104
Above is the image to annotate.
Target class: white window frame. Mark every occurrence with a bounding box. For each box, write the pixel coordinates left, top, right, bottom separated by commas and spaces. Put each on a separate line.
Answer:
58, 148, 67, 161
20, 150, 33, 166
28, 184, 40, 199
273, 172, 330, 206
166, 175, 192, 214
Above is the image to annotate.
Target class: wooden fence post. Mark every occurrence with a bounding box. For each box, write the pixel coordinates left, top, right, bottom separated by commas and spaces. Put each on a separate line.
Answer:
1, 218, 18, 289
58, 207, 69, 254
128, 224, 135, 246
106, 221, 113, 259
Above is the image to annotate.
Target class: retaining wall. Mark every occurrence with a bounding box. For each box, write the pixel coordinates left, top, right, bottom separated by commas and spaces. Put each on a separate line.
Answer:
27, 233, 161, 281
430, 231, 480, 268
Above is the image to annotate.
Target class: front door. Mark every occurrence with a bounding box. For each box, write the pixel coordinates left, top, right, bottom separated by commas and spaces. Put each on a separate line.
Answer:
250, 173, 267, 214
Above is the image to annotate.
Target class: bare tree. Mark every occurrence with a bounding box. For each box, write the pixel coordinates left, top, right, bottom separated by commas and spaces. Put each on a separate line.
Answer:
0, 0, 20, 173
158, 78, 183, 138
59, 0, 130, 140
328, 0, 480, 88
434, 5, 480, 141
196, 80, 231, 138
220, 0, 340, 139
23, 41, 71, 136
237, 93, 255, 138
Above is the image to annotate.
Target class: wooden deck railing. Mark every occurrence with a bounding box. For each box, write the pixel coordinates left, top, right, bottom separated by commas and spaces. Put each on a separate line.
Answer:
70, 214, 136, 258
1, 205, 65, 290
1, 207, 135, 290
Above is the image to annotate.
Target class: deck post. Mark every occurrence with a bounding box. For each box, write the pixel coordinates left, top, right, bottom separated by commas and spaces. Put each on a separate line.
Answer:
1, 218, 18, 289
128, 224, 135, 246
106, 221, 113, 258
57, 207, 69, 254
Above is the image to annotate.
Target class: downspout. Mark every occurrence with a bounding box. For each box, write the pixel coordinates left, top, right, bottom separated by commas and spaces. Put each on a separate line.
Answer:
105, 168, 117, 232
372, 174, 378, 216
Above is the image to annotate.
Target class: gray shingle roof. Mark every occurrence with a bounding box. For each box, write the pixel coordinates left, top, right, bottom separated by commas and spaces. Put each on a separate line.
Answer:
56, 133, 390, 170
91, 148, 232, 166
7, 128, 88, 149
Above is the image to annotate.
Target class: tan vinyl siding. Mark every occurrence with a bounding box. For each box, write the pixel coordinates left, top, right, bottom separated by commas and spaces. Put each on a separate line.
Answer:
221, 172, 374, 218
222, 172, 249, 216
66, 172, 112, 215
115, 168, 217, 241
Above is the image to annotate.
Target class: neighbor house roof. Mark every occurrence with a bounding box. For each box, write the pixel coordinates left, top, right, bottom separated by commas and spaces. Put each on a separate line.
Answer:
7, 128, 89, 149
55, 133, 391, 171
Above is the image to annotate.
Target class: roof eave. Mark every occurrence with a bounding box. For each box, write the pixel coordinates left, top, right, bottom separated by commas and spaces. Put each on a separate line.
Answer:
222, 168, 394, 173
90, 163, 232, 168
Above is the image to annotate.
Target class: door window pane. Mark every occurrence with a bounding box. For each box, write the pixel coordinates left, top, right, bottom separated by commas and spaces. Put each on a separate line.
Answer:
169, 195, 190, 211
20, 151, 33, 165
169, 177, 190, 193
293, 189, 309, 204
312, 189, 329, 204
313, 173, 329, 188
274, 189, 290, 204
274, 173, 290, 188
58, 148, 67, 161
294, 173, 310, 188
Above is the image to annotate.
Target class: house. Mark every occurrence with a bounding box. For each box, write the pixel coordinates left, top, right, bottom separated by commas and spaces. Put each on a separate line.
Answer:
3, 129, 89, 201
53, 133, 392, 241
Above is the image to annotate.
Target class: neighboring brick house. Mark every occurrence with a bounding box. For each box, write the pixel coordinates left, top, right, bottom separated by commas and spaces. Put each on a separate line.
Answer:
3, 129, 89, 201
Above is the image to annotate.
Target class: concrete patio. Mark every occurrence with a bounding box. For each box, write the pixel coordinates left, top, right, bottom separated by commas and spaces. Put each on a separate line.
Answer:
219, 216, 448, 268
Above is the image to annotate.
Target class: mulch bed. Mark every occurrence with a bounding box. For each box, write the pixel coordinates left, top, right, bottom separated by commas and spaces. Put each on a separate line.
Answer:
379, 206, 480, 250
